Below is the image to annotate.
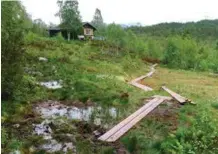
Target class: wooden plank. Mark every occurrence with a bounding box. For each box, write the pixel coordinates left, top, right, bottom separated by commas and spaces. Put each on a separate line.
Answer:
98, 97, 160, 141
130, 82, 153, 91
105, 97, 165, 142
129, 64, 157, 91
131, 75, 149, 83
162, 86, 189, 104
130, 64, 157, 83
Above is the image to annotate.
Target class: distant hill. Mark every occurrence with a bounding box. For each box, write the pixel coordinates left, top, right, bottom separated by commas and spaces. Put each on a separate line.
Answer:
128, 19, 218, 39
119, 22, 143, 28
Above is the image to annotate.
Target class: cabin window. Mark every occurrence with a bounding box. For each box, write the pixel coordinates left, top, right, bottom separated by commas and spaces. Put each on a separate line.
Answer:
85, 29, 91, 35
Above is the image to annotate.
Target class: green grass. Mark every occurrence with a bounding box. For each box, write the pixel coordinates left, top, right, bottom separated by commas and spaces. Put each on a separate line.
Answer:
2, 37, 218, 153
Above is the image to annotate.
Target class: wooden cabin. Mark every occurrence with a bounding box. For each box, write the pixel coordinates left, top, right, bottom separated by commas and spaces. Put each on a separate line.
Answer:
82, 22, 96, 38
48, 22, 96, 40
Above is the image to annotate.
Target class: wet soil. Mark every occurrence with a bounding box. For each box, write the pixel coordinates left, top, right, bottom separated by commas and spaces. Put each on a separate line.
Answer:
145, 99, 181, 131
31, 100, 129, 153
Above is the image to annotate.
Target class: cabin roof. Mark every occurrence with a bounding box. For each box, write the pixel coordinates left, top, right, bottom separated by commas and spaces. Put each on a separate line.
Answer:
48, 22, 97, 31
48, 27, 61, 31
82, 22, 97, 30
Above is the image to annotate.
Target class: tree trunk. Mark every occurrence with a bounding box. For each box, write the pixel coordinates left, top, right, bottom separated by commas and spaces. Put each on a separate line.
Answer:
67, 32, 70, 41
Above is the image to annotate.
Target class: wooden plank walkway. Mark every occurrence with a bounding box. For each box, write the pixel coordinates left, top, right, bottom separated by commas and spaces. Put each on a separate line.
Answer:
129, 82, 153, 91
98, 97, 166, 142
129, 64, 157, 91
162, 86, 189, 104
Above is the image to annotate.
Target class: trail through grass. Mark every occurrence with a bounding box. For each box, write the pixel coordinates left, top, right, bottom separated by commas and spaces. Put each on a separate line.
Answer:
2, 38, 218, 154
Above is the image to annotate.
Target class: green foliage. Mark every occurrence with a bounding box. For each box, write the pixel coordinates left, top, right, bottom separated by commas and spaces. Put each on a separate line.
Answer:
100, 147, 115, 154
163, 36, 198, 69
1, 1, 28, 100
102, 24, 218, 72
25, 31, 41, 43
211, 103, 218, 110
2, 2, 218, 152
1, 128, 8, 147
104, 24, 148, 56
122, 136, 138, 153
162, 36, 218, 71
2, 127, 23, 153
54, 32, 65, 41
105, 24, 127, 49
31, 19, 48, 36
161, 106, 218, 154
129, 19, 218, 40
91, 8, 105, 29
57, 0, 82, 39
3, 32, 218, 153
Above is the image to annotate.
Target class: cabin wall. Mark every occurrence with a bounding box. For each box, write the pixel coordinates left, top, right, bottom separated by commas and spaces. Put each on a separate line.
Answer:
84, 28, 94, 36
49, 30, 61, 37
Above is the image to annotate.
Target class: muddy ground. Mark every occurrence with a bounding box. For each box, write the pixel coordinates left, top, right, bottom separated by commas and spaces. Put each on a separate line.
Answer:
3, 97, 181, 154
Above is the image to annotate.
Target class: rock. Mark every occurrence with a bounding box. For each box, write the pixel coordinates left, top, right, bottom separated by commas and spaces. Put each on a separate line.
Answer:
93, 130, 101, 137
9, 150, 21, 154
29, 146, 36, 153
41, 139, 62, 153
62, 142, 76, 153
33, 120, 52, 136
13, 124, 20, 128
39, 57, 48, 62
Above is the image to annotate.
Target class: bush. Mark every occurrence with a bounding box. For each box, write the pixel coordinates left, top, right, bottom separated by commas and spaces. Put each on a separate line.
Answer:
163, 36, 199, 70
53, 32, 65, 41
161, 107, 218, 154
1, 1, 28, 100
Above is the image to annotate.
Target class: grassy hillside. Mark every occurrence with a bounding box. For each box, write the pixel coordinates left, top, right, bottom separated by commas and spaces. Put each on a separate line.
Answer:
2, 34, 218, 153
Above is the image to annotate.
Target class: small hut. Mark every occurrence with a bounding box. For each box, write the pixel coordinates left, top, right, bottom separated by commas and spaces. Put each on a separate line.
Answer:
82, 22, 96, 39
48, 22, 96, 40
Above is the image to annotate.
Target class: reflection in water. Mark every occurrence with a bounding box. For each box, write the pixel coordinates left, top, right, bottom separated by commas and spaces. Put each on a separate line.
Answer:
39, 81, 62, 89
35, 102, 117, 126
33, 101, 119, 153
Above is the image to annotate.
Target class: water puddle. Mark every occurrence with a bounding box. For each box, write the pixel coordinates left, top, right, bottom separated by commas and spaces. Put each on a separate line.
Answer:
39, 81, 62, 89
35, 101, 118, 126
33, 101, 119, 153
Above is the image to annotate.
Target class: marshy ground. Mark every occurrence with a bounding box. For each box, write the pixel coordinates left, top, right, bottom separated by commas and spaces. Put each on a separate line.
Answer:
2, 39, 218, 154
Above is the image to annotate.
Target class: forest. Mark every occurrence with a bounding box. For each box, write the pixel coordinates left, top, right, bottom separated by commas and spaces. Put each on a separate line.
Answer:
1, 1, 218, 154
129, 19, 218, 39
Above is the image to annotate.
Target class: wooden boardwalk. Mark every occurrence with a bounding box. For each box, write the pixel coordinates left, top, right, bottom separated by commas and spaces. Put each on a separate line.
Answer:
129, 64, 157, 91
98, 97, 168, 142
162, 86, 194, 104
98, 64, 192, 142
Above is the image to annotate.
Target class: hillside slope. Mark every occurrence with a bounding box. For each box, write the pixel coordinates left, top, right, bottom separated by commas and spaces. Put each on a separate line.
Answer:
2, 36, 218, 154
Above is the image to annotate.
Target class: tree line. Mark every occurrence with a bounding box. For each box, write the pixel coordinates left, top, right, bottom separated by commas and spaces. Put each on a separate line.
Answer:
128, 19, 218, 39
2, 0, 218, 101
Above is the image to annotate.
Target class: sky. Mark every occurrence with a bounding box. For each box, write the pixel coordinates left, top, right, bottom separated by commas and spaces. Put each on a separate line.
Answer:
22, 0, 218, 26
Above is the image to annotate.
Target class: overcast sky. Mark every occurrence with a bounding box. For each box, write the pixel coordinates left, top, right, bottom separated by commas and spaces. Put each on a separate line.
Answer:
22, 0, 218, 26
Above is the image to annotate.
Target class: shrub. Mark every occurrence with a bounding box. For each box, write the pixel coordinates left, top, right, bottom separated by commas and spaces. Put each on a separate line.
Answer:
163, 36, 198, 70
1, 1, 28, 100
161, 107, 218, 154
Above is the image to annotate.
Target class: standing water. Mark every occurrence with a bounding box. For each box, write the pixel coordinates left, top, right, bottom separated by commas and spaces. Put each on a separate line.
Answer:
35, 101, 118, 126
